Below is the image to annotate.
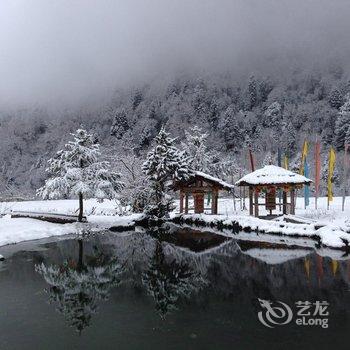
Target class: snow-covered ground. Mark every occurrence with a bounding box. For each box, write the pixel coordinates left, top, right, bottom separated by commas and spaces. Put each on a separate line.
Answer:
0, 198, 117, 217
173, 195, 349, 224
173, 196, 350, 249
0, 216, 76, 247
0, 199, 143, 247
0, 196, 349, 249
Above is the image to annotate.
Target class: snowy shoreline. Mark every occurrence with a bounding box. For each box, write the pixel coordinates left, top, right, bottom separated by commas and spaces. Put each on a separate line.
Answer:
0, 197, 349, 250
171, 213, 350, 250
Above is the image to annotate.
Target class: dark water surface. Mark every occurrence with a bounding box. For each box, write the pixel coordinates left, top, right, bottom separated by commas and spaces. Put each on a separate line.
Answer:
0, 225, 350, 350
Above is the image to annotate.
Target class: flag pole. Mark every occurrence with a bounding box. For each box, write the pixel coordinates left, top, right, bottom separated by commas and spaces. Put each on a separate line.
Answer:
277, 148, 282, 211
249, 148, 255, 171
304, 160, 310, 209
299, 140, 308, 211
327, 147, 336, 210
342, 143, 349, 211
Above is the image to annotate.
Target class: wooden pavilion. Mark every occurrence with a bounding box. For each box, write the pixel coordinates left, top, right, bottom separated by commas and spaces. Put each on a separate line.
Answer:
174, 171, 234, 215
235, 165, 312, 217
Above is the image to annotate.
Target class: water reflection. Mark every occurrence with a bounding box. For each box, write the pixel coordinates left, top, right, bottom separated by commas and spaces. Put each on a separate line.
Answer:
14, 225, 350, 348
36, 239, 123, 333
142, 241, 206, 318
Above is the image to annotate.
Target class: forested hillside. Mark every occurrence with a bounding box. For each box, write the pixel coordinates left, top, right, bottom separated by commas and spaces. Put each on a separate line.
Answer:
1, 61, 349, 197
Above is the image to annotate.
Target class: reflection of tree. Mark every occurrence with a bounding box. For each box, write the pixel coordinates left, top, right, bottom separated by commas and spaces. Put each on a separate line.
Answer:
36, 239, 123, 333
142, 242, 206, 318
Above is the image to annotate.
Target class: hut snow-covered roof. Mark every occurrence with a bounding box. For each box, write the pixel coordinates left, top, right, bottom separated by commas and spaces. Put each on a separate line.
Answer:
235, 165, 312, 186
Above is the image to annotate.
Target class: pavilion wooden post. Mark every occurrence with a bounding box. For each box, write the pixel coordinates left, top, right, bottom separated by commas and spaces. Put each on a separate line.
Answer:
211, 188, 218, 214
179, 190, 184, 213
290, 188, 295, 215
185, 193, 189, 214
254, 190, 259, 217
282, 190, 287, 215
249, 187, 253, 216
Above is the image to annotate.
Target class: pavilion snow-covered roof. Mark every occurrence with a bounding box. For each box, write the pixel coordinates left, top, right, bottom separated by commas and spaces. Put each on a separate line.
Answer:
235, 165, 312, 186
174, 171, 234, 190
195, 171, 235, 190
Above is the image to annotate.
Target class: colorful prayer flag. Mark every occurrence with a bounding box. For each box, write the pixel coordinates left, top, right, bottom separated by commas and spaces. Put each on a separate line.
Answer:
284, 154, 289, 170
299, 140, 308, 174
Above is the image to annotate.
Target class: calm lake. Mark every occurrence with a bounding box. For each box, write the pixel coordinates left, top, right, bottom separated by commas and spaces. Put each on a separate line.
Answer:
0, 224, 349, 350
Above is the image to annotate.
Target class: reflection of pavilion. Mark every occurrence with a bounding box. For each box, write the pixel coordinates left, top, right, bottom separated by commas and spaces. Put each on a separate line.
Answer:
243, 248, 310, 265
154, 224, 231, 253
36, 239, 122, 333
147, 224, 238, 279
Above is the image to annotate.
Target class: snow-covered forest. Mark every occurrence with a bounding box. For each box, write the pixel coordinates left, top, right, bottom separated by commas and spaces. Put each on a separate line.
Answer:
1, 61, 349, 197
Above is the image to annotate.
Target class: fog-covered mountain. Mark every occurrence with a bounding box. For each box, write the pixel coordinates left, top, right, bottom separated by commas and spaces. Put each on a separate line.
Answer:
0, 61, 349, 197
1, 0, 350, 197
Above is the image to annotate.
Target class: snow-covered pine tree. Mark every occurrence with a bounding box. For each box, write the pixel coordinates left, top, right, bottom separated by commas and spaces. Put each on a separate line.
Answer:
281, 122, 297, 156
181, 125, 211, 172
38, 129, 124, 221
262, 151, 273, 166
245, 74, 258, 110
264, 101, 281, 127
110, 108, 129, 139
142, 127, 193, 217
335, 94, 350, 150
328, 87, 344, 109
218, 107, 245, 152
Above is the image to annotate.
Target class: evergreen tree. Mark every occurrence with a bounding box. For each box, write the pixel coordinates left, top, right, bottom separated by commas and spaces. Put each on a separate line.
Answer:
181, 125, 211, 172
257, 78, 273, 103
328, 87, 344, 109
335, 94, 350, 149
282, 122, 297, 155
245, 74, 258, 110
110, 108, 129, 139
38, 129, 124, 221
142, 127, 193, 217
218, 107, 245, 151
264, 101, 281, 127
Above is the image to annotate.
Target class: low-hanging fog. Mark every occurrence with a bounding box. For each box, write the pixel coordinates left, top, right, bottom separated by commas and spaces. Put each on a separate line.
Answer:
1, 0, 350, 108
1, 0, 350, 197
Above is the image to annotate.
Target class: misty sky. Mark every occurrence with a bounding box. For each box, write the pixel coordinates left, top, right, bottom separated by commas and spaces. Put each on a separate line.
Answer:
1, 0, 350, 107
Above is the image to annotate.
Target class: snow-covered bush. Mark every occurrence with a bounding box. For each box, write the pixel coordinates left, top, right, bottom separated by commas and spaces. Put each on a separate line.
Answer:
114, 150, 153, 214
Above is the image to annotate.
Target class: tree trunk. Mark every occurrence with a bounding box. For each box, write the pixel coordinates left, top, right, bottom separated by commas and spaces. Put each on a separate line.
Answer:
78, 192, 84, 222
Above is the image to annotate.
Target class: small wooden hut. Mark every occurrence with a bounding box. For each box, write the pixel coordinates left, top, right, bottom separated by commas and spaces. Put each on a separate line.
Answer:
174, 171, 234, 215
235, 165, 312, 217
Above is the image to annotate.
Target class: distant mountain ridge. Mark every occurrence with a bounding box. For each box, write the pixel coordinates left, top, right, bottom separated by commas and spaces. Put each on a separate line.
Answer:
0, 64, 348, 196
